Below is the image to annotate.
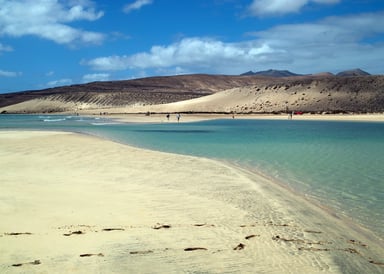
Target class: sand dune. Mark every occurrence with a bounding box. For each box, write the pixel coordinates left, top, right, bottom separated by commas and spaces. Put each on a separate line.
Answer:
1, 131, 383, 273
121, 76, 384, 114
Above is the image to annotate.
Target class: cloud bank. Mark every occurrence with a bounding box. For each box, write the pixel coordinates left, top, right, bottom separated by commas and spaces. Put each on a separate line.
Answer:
248, 0, 340, 16
83, 11, 384, 75
0, 0, 104, 45
83, 37, 278, 74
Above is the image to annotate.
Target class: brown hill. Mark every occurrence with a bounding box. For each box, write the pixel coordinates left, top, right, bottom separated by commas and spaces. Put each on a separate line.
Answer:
0, 74, 274, 113
1, 74, 384, 114
122, 75, 384, 114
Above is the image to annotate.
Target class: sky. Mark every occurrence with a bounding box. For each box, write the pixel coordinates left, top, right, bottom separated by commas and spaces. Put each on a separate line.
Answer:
1, 0, 384, 93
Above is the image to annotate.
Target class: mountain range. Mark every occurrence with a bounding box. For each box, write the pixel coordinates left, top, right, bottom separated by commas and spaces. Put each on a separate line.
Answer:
240, 69, 302, 77
240, 68, 371, 77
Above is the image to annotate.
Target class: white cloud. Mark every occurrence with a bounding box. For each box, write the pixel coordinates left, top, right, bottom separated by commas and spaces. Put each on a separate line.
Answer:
47, 78, 73, 87
0, 0, 104, 45
253, 12, 384, 47
83, 11, 384, 75
0, 42, 13, 53
82, 73, 110, 83
248, 0, 340, 16
0, 69, 20, 77
84, 37, 277, 72
248, 11, 384, 72
123, 0, 153, 13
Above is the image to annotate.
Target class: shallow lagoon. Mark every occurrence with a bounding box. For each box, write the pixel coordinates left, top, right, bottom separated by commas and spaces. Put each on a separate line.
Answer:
1, 114, 383, 240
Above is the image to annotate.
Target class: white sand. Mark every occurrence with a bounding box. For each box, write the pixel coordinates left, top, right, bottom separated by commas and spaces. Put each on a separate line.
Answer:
0, 131, 383, 273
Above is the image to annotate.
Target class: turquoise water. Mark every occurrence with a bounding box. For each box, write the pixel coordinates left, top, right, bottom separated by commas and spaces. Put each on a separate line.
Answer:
1, 114, 383, 240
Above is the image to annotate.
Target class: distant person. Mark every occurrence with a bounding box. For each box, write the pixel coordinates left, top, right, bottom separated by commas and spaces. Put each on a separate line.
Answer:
166, 113, 170, 121
176, 113, 181, 122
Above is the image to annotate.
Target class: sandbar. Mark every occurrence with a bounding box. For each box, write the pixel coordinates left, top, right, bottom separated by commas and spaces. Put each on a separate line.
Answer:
0, 130, 383, 273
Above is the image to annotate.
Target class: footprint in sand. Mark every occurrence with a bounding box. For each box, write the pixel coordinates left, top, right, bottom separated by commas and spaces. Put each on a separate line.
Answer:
348, 239, 367, 247
102, 228, 125, 232
5, 232, 32, 236
130, 250, 154, 255
233, 243, 245, 250
245, 234, 260, 240
152, 224, 171, 230
298, 247, 330, 252
79, 253, 104, 257
184, 247, 208, 251
272, 235, 307, 243
193, 223, 215, 227
304, 230, 322, 234
12, 260, 41, 267
63, 230, 84, 236
369, 260, 384, 266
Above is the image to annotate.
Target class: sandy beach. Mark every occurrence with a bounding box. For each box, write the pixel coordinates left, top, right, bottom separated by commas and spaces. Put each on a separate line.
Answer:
1, 130, 383, 273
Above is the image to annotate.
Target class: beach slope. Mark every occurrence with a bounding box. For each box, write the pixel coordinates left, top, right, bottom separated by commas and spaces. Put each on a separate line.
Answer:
0, 131, 383, 273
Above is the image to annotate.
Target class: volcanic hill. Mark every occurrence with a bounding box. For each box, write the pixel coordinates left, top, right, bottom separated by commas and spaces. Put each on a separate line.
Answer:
1, 70, 383, 114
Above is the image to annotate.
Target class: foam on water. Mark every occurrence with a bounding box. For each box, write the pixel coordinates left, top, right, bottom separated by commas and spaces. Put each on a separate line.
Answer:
91, 122, 122, 126
43, 118, 66, 122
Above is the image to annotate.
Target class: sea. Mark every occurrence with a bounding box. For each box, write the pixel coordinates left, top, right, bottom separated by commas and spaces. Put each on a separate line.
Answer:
1, 114, 383, 241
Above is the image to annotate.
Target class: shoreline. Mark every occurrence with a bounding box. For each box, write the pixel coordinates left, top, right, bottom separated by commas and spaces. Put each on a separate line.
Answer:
1, 130, 383, 273
230, 160, 384, 245
2, 112, 384, 124
84, 112, 384, 124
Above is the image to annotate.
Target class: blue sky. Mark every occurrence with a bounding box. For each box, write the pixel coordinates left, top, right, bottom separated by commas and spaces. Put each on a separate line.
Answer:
1, 0, 384, 93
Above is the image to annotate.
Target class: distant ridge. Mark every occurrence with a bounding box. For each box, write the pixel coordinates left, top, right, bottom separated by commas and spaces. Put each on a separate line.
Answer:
336, 69, 371, 77
241, 69, 302, 77
241, 68, 372, 78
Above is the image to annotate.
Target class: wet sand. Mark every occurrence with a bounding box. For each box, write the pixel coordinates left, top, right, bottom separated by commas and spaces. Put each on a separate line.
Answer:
0, 131, 383, 273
